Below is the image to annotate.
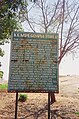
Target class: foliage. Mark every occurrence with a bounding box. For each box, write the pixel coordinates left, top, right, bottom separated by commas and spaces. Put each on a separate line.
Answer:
0, 48, 4, 57
0, 0, 25, 44
0, 84, 8, 89
0, 1, 25, 77
0, 0, 37, 44
0, 0, 25, 67
18, 94, 28, 102
0, 71, 3, 79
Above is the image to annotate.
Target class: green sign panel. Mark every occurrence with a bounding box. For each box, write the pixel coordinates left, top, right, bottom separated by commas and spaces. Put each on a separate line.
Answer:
8, 32, 59, 92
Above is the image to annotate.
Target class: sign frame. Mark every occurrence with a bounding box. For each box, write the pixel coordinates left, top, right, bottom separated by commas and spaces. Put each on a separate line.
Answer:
8, 32, 59, 93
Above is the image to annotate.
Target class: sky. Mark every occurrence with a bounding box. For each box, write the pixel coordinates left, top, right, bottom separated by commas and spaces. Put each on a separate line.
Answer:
0, 42, 79, 80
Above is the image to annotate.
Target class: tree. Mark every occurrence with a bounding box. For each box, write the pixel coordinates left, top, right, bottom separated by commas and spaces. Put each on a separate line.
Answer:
0, 0, 35, 74
19, 0, 79, 103
0, 0, 26, 44
0, 0, 36, 45
0, 0, 26, 70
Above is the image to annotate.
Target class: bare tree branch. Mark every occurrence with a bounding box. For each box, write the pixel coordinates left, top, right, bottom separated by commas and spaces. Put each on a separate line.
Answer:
47, 0, 61, 28
60, 0, 65, 58
40, 0, 47, 33
20, 0, 79, 64
62, 5, 79, 55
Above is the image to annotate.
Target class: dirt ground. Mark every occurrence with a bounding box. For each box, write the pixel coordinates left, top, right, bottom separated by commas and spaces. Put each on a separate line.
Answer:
0, 76, 79, 119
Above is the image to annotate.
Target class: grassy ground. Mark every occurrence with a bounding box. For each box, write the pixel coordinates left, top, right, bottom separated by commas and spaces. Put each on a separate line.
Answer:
0, 84, 8, 90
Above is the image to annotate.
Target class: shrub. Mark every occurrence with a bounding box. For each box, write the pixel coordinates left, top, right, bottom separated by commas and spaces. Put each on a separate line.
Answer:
18, 94, 28, 102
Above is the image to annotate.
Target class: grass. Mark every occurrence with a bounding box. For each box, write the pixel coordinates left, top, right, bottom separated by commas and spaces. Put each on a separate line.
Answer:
0, 84, 8, 90
75, 112, 79, 116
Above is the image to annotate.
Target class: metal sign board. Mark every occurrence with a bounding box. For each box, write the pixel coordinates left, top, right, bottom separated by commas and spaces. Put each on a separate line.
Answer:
8, 32, 59, 92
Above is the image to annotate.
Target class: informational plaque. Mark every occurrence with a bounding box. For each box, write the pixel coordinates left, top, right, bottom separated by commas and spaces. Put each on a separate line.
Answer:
8, 32, 59, 92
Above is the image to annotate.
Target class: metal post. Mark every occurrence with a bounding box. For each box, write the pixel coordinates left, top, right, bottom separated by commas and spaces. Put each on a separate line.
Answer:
48, 93, 50, 119
15, 92, 18, 119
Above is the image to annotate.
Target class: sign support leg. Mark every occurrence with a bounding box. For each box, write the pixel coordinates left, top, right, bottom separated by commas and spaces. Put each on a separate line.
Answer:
48, 92, 51, 119
15, 92, 18, 119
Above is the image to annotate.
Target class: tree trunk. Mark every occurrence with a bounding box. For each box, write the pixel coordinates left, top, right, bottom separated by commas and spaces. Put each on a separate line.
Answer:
50, 92, 56, 104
